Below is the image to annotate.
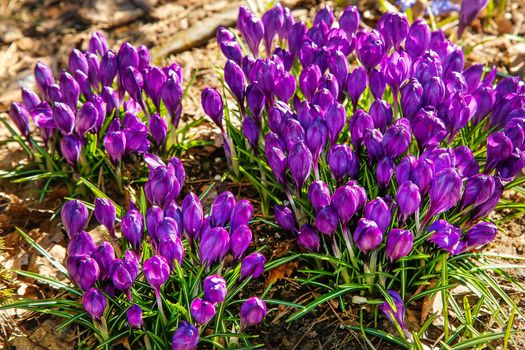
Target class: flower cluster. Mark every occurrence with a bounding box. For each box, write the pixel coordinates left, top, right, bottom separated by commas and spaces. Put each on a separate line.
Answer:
203, 3, 524, 333
61, 155, 267, 349
7, 32, 184, 193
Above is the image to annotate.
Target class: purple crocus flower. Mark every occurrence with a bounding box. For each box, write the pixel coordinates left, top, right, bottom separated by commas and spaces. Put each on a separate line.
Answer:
315, 205, 339, 236
127, 304, 143, 328
240, 297, 267, 327
200, 227, 230, 266
61, 135, 82, 166
201, 87, 223, 129
339, 6, 360, 36
82, 288, 107, 320
424, 169, 463, 224
68, 231, 96, 256
356, 30, 386, 70
369, 68, 386, 100
325, 103, 346, 144
69, 254, 100, 291
464, 222, 497, 249
53, 102, 75, 135
262, 4, 284, 54
34, 61, 54, 97
191, 298, 216, 324
182, 193, 203, 240
405, 19, 431, 59
379, 290, 406, 330
143, 255, 170, 293
230, 199, 253, 232
240, 252, 266, 280
149, 113, 168, 146
104, 131, 126, 163
61, 200, 88, 236
91, 242, 115, 280
458, 0, 489, 38
386, 229, 414, 262
396, 181, 421, 220
288, 142, 313, 190
94, 198, 116, 237
308, 180, 331, 213
211, 191, 235, 227
331, 185, 359, 224
376, 157, 395, 188
161, 77, 183, 127
353, 218, 383, 254
75, 102, 98, 137
364, 197, 392, 233
172, 321, 199, 350
274, 205, 298, 232
203, 275, 227, 304
428, 219, 466, 255
383, 50, 411, 96
121, 203, 144, 250
297, 224, 321, 252
346, 67, 367, 109
231, 225, 252, 259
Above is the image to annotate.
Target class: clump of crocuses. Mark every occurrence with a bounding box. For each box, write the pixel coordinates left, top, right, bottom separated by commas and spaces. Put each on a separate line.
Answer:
62, 155, 267, 349
7, 31, 185, 195
203, 3, 523, 337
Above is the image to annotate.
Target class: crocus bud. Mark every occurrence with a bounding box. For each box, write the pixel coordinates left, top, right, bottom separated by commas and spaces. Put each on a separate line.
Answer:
60, 135, 82, 166
172, 321, 199, 350
69, 49, 88, 78
181, 193, 203, 240
339, 6, 360, 36
379, 290, 406, 330
364, 198, 391, 233
203, 275, 227, 304
211, 191, 235, 227
121, 203, 144, 250
386, 229, 414, 262
219, 40, 243, 65
225, 60, 245, 105
299, 65, 321, 101
230, 199, 253, 232
242, 116, 259, 150
328, 51, 349, 88
262, 4, 284, 54
363, 129, 384, 164
201, 87, 223, 129
274, 72, 296, 102
346, 67, 367, 108
149, 113, 168, 146
75, 102, 98, 136
425, 169, 462, 223
412, 109, 447, 149
369, 68, 386, 99
288, 22, 307, 57
241, 252, 266, 280
100, 50, 118, 87
382, 120, 411, 159
72, 254, 100, 290
231, 225, 252, 258
376, 157, 395, 188
265, 144, 287, 185
91, 242, 115, 279
89, 31, 108, 56
59, 71, 80, 111
146, 164, 180, 207
159, 235, 184, 269
34, 61, 54, 97
428, 220, 465, 255
191, 298, 216, 324
274, 205, 297, 232
297, 224, 321, 252
82, 288, 107, 320
8, 102, 31, 139
104, 131, 126, 163
412, 159, 434, 194
240, 297, 267, 327
325, 103, 346, 144
315, 205, 339, 236
486, 132, 513, 173
400, 78, 423, 121
200, 227, 230, 266
53, 102, 75, 135
94, 198, 116, 236
288, 142, 313, 190
396, 181, 421, 219
61, 200, 88, 236
356, 30, 386, 70
464, 222, 497, 249
308, 181, 331, 213
405, 19, 430, 59
328, 144, 359, 181
156, 217, 180, 242
143, 255, 170, 292
331, 185, 359, 224
458, 0, 489, 38
349, 109, 374, 147
461, 174, 496, 209
306, 119, 328, 162
110, 256, 138, 292
21, 88, 41, 110
127, 304, 143, 328
239, 8, 264, 56
161, 77, 183, 126
369, 99, 392, 132
68, 231, 96, 256
353, 218, 383, 254
383, 50, 411, 96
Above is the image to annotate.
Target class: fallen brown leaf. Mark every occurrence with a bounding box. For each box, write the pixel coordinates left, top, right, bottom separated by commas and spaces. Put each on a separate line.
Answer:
265, 261, 298, 287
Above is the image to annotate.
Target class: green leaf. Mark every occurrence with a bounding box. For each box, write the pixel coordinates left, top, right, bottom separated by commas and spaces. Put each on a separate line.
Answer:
15, 227, 70, 278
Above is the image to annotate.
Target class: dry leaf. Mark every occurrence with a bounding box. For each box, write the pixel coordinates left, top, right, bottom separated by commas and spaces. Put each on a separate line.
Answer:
265, 261, 298, 287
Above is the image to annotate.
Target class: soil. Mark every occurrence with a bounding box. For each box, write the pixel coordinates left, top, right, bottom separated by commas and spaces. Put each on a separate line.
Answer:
1, 0, 525, 349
